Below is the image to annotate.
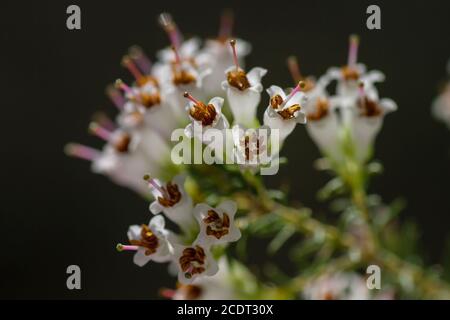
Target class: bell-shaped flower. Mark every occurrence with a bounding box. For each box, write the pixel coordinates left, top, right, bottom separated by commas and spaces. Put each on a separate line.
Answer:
263, 82, 307, 143
117, 215, 173, 266
173, 243, 219, 285
351, 84, 397, 161
326, 35, 384, 105
145, 174, 195, 232
193, 200, 241, 246
183, 93, 229, 141
220, 40, 266, 127
162, 257, 236, 300
232, 124, 273, 174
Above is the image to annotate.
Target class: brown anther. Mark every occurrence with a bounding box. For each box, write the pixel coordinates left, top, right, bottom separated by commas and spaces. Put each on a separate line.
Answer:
136, 75, 159, 88
358, 97, 382, 117
277, 104, 301, 120
139, 92, 161, 109
301, 78, 316, 92
189, 102, 217, 126
341, 65, 360, 81
307, 98, 330, 121
129, 224, 159, 256
203, 210, 230, 239
157, 182, 182, 207
114, 133, 131, 153
227, 69, 251, 91
172, 69, 196, 85
179, 246, 206, 277
270, 94, 284, 109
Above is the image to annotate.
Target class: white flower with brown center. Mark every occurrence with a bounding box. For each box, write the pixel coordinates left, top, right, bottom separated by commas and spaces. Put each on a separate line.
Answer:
65, 123, 160, 195
263, 81, 308, 142
161, 257, 236, 300
351, 83, 397, 161
116, 215, 172, 267
144, 174, 195, 232
183, 92, 229, 140
221, 40, 267, 127
197, 11, 251, 96
326, 35, 385, 105
193, 200, 240, 246
232, 124, 272, 173
173, 244, 219, 284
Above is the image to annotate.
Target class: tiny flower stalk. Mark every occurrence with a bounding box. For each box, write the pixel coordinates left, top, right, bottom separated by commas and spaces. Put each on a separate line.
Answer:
222, 39, 267, 128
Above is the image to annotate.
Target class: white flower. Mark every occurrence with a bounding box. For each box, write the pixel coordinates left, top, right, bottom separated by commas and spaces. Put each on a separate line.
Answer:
183, 93, 229, 140
173, 243, 219, 285
199, 38, 251, 96
303, 272, 370, 300
232, 124, 272, 173
220, 40, 266, 127
193, 200, 241, 246
157, 37, 202, 64
351, 90, 397, 161
166, 258, 236, 300
145, 174, 195, 232
117, 215, 173, 267
432, 82, 450, 129
263, 82, 307, 142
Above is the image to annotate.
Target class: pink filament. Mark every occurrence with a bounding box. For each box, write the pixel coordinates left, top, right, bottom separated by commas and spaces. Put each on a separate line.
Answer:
348, 36, 359, 67
65, 144, 99, 161
90, 123, 112, 141
283, 82, 303, 106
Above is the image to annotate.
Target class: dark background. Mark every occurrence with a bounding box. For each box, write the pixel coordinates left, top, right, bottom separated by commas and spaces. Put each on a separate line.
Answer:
1, 0, 449, 299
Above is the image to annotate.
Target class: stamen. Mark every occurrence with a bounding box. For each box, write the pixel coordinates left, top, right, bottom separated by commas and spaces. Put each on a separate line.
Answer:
115, 79, 134, 98
92, 112, 116, 132
122, 55, 144, 81
89, 122, 112, 141
143, 174, 169, 199
183, 91, 201, 106
171, 45, 182, 66
287, 56, 302, 84
116, 243, 139, 252
159, 288, 176, 299
64, 143, 100, 161
229, 39, 240, 71
105, 85, 125, 110
283, 81, 306, 106
128, 45, 152, 74
159, 13, 182, 50
348, 34, 359, 67
218, 9, 234, 40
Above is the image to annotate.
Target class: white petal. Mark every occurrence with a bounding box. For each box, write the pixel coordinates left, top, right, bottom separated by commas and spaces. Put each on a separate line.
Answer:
209, 97, 225, 112
149, 214, 165, 231
266, 85, 286, 100
149, 201, 163, 214
246, 67, 267, 86
127, 225, 141, 240
217, 200, 237, 218
133, 250, 152, 267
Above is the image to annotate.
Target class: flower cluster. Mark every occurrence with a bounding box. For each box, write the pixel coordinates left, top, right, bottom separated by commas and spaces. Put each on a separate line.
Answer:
117, 174, 240, 285
65, 11, 450, 301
